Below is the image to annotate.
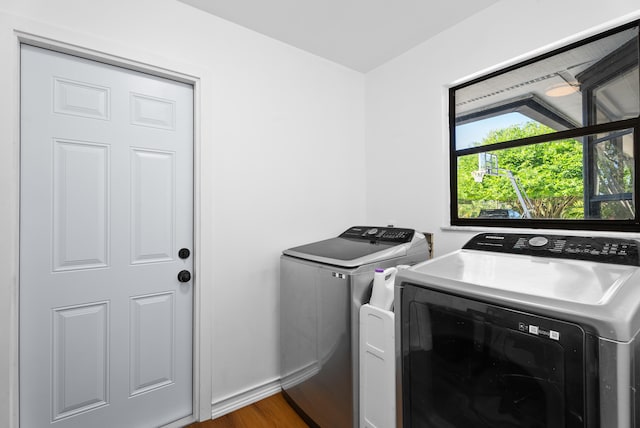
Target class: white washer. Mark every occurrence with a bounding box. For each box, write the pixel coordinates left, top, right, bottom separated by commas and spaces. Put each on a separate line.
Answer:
396, 232, 640, 428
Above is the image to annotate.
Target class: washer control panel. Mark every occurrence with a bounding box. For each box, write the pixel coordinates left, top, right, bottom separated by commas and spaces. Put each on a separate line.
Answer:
463, 233, 640, 266
339, 226, 415, 243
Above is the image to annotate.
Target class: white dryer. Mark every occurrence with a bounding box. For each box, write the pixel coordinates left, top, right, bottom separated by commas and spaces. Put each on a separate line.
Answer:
396, 232, 640, 428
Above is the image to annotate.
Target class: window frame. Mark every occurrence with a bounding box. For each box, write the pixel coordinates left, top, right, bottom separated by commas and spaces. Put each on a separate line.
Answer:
449, 20, 640, 231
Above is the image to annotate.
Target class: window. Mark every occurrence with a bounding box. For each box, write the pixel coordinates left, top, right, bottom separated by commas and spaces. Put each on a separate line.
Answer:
450, 21, 640, 231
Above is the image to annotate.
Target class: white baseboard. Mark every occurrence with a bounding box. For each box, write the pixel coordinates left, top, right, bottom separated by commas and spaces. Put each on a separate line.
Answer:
210, 378, 282, 419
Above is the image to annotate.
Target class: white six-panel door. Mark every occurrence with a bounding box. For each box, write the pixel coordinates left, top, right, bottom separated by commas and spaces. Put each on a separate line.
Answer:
20, 44, 194, 428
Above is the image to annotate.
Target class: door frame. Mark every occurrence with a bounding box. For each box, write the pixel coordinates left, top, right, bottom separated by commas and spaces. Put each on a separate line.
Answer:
0, 14, 214, 428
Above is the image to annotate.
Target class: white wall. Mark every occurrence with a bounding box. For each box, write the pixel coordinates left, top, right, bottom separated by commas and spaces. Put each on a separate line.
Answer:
365, 0, 640, 256
0, 0, 365, 424
4, 0, 640, 425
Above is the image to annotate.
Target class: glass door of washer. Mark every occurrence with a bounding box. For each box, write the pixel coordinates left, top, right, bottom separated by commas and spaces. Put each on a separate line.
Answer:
400, 284, 595, 428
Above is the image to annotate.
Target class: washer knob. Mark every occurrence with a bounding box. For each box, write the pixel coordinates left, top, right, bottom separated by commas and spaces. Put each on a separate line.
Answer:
528, 236, 549, 247
367, 228, 379, 235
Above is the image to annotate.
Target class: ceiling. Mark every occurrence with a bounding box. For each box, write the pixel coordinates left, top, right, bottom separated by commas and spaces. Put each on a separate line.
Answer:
178, 0, 501, 72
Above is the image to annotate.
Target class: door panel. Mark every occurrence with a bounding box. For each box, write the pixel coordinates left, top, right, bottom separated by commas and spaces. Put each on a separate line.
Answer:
53, 139, 110, 270
20, 44, 194, 428
52, 302, 110, 421
130, 148, 175, 264
129, 292, 175, 396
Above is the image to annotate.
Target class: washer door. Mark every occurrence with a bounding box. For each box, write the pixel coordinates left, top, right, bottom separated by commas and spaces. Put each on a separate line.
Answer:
399, 284, 594, 428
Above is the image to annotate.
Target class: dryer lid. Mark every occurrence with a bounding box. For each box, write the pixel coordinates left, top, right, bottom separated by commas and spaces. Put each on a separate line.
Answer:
408, 249, 637, 305
398, 232, 640, 341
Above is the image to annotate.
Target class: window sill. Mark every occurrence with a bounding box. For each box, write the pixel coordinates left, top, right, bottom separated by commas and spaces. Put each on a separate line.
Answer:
440, 224, 640, 239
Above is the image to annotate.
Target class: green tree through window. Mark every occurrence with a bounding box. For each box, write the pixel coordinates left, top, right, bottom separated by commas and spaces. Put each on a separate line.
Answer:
457, 122, 584, 219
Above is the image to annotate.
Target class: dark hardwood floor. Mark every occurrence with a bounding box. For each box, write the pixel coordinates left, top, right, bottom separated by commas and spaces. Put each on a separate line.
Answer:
188, 393, 309, 428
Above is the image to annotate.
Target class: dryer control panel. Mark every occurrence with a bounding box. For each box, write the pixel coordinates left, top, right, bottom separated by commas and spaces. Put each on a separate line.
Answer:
463, 233, 640, 266
340, 226, 415, 243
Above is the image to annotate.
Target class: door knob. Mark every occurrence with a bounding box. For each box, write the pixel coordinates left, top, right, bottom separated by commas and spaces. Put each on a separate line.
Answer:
177, 270, 191, 283
178, 248, 191, 259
